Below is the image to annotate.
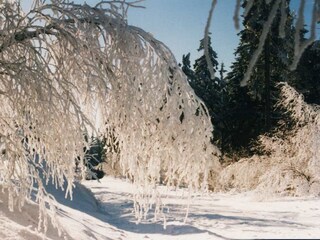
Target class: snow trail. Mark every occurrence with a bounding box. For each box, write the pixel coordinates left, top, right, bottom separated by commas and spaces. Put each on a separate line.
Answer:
1, 176, 320, 239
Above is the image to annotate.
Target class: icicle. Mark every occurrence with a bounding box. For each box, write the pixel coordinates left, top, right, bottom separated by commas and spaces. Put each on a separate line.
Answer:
233, 0, 241, 30
292, 0, 306, 68
243, 0, 255, 18
241, 0, 281, 86
204, 0, 217, 80
290, 0, 318, 70
279, 0, 287, 38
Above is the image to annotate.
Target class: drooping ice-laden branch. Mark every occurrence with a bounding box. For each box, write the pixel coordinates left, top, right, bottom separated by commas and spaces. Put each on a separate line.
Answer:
204, 0, 217, 80
290, 0, 319, 70
208, 0, 320, 86
0, 0, 220, 231
241, 0, 281, 86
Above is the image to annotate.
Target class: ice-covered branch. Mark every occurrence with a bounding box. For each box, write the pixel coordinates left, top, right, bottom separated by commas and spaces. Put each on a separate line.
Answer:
207, 0, 320, 86
290, 0, 319, 70
204, 0, 217, 80
241, 0, 281, 86
0, 0, 220, 231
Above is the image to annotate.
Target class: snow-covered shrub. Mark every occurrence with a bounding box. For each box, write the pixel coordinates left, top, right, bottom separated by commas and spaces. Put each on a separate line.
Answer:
216, 155, 272, 192
217, 83, 320, 197
83, 136, 106, 180
100, 126, 122, 177
257, 83, 320, 196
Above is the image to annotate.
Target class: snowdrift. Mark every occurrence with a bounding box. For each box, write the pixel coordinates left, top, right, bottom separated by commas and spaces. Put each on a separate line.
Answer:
0, 179, 126, 240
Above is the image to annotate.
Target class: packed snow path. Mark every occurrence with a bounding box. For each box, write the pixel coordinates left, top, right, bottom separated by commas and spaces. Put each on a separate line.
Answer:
1, 176, 320, 239
84, 177, 320, 239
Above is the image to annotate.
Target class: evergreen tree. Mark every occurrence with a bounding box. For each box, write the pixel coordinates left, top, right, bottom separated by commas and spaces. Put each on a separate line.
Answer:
219, 63, 227, 83
224, 0, 295, 156
183, 36, 220, 109
181, 35, 227, 154
290, 40, 320, 105
181, 53, 196, 81
84, 136, 106, 180
193, 36, 219, 80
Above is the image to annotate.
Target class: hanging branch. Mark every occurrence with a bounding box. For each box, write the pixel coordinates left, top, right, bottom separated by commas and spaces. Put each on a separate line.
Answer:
0, 0, 220, 232
208, 0, 320, 86
204, 0, 217, 80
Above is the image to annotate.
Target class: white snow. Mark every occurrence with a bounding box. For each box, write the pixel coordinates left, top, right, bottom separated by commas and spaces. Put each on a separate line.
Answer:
1, 176, 320, 239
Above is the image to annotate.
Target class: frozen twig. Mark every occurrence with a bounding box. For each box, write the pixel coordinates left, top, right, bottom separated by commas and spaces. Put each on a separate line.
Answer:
204, 0, 217, 80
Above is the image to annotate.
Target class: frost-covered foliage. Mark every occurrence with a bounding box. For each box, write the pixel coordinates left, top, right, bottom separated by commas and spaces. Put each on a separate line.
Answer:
217, 84, 320, 197
0, 0, 219, 231
257, 83, 320, 196
217, 156, 272, 192
102, 14, 220, 224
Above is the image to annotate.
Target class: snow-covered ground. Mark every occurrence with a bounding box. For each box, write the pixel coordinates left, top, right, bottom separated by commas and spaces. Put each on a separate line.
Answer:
1, 176, 320, 239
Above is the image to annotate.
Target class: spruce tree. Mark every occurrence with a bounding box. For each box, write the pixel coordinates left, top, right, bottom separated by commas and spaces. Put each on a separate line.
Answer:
290, 40, 320, 105
181, 35, 227, 154
224, 0, 295, 156
184, 35, 220, 111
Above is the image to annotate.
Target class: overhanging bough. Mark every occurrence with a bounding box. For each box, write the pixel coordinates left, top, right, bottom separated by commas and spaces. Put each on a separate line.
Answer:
0, 0, 219, 231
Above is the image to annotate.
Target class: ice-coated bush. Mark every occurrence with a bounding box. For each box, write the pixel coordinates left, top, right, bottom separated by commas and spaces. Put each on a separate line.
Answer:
257, 83, 320, 196
217, 83, 320, 197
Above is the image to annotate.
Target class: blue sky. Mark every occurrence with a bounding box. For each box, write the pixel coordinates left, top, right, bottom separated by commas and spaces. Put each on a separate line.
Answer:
126, 0, 318, 71
126, 0, 238, 70
22, 0, 318, 71
83, 0, 318, 71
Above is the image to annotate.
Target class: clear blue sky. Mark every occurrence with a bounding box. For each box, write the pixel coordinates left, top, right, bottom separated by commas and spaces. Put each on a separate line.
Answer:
22, 0, 318, 71
126, 0, 238, 71
125, 0, 318, 71
81, 0, 318, 71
